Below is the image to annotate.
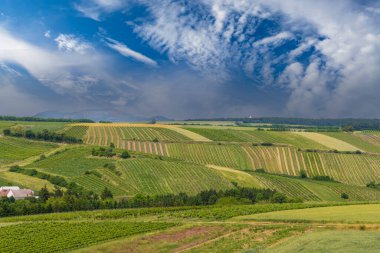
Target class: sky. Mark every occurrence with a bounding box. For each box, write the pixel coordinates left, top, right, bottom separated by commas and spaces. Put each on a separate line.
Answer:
0, 0, 380, 120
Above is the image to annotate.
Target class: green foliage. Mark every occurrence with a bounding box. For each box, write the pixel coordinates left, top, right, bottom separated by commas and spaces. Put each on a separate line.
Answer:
5, 128, 82, 143
120, 151, 130, 159
101, 187, 113, 200
341, 193, 349, 199
91, 147, 116, 157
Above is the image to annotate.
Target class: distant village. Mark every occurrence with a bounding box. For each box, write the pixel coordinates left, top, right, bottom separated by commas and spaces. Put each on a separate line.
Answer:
0, 186, 35, 200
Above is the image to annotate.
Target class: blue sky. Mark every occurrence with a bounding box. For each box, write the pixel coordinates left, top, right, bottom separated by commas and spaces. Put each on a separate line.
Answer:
1, 0, 380, 120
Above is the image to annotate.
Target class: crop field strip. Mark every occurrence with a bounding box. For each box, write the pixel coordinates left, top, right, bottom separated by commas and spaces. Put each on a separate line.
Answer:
323, 132, 380, 153
115, 159, 233, 195
295, 132, 360, 151
184, 127, 328, 149
0, 221, 176, 253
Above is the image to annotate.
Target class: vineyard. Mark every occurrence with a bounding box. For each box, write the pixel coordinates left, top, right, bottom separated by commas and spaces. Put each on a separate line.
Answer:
80, 125, 191, 146
0, 221, 175, 253
253, 173, 380, 201
295, 132, 359, 151
323, 132, 380, 153
115, 159, 232, 195
0, 137, 57, 165
184, 127, 328, 149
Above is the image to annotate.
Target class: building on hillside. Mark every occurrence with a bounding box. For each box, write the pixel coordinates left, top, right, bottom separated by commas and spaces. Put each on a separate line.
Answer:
0, 186, 34, 200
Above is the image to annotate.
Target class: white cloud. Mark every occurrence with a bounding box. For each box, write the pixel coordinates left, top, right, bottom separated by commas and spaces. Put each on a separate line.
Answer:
74, 0, 128, 21
55, 34, 91, 54
105, 37, 157, 66
253, 32, 293, 47
44, 30, 51, 38
0, 27, 105, 94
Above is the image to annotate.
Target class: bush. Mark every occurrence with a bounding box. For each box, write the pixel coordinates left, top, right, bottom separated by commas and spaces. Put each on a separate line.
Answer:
341, 193, 349, 199
300, 170, 307, 178
261, 142, 273, 146
120, 151, 130, 159
313, 175, 334, 182
271, 192, 288, 203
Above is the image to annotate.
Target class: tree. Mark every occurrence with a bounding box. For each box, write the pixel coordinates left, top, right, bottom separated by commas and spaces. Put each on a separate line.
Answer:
38, 186, 50, 202
300, 170, 308, 178
341, 193, 349, 199
120, 151, 130, 159
110, 143, 115, 148
3, 129, 11, 136
272, 192, 287, 203
53, 186, 63, 197
101, 187, 113, 200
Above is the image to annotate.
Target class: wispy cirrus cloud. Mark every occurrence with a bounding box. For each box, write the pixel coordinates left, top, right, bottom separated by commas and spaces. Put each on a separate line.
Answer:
104, 37, 157, 66
74, 0, 128, 21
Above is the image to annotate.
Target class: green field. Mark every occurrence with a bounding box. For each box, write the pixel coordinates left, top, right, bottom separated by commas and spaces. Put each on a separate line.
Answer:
0, 221, 175, 253
184, 127, 327, 149
0, 137, 58, 165
1, 203, 379, 253
264, 230, 380, 253
239, 204, 380, 223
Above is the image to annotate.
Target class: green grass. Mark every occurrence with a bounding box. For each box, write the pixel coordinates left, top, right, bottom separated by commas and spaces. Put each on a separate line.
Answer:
0, 137, 57, 165
241, 204, 380, 223
0, 221, 175, 253
263, 230, 380, 253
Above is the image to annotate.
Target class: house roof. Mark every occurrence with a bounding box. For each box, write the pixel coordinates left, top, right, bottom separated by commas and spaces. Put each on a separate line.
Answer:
0, 189, 10, 197
9, 189, 34, 198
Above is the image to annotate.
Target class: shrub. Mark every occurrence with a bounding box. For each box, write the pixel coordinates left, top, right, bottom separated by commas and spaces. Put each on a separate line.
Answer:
300, 170, 308, 178
120, 151, 130, 159
341, 193, 349, 199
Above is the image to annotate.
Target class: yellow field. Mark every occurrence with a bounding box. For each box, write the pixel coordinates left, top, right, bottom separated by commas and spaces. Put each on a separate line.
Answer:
295, 132, 359, 151
207, 165, 263, 188
236, 204, 380, 223
0, 171, 55, 191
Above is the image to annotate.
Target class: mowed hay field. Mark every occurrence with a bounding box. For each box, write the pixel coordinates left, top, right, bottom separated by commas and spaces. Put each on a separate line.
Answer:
295, 132, 359, 151
239, 204, 380, 223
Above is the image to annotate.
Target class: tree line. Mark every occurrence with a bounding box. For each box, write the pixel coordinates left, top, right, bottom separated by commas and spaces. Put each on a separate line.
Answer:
3, 129, 82, 144
187, 117, 380, 130
0, 115, 93, 123
0, 183, 294, 217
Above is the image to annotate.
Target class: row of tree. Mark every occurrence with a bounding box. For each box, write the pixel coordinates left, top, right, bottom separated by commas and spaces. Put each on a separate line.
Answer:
0, 184, 293, 217
3, 129, 82, 144
0, 115, 93, 123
